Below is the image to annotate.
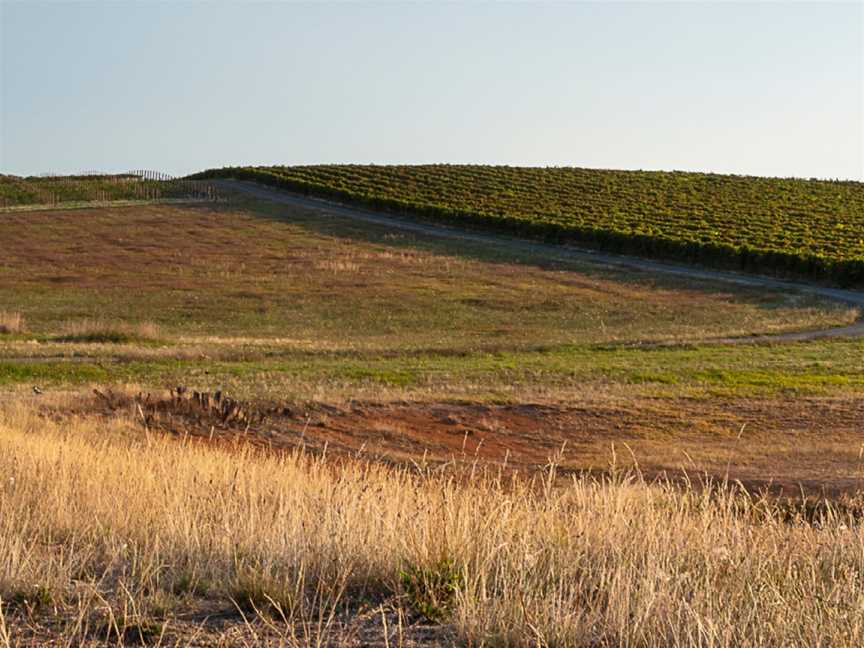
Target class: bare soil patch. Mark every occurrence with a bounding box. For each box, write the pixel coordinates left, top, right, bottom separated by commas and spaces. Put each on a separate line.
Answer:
57, 389, 864, 499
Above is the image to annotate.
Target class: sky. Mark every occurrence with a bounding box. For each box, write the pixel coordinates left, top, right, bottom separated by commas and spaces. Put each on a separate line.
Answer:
1, 1, 862, 180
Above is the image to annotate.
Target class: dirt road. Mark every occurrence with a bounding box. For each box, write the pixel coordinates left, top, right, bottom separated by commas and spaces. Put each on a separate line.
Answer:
218, 179, 864, 344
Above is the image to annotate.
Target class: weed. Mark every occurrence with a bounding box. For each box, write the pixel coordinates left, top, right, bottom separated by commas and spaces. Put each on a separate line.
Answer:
231, 571, 297, 617
399, 559, 463, 622
7, 585, 52, 617
170, 572, 210, 598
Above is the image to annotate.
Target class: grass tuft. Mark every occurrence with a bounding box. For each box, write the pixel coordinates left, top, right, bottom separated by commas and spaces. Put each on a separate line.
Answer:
53, 319, 161, 344
0, 312, 23, 335
7, 585, 52, 618
399, 558, 462, 622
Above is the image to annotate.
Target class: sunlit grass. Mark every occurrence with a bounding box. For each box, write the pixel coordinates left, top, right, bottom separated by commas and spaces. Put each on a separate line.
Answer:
0, 403, 861, 645
0, 312, 23, 335
53, 319, 161, 344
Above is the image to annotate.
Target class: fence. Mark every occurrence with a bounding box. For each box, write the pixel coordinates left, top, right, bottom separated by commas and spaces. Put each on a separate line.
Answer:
0, 170, 225, 211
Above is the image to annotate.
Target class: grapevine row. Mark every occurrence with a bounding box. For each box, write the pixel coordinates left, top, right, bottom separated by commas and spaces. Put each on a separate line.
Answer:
193, 165, 864, 286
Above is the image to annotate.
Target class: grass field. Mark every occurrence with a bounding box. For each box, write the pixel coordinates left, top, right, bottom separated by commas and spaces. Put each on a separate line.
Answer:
1, 194, 863, 645
193, 165, 864, 285
0, 201, 854, 343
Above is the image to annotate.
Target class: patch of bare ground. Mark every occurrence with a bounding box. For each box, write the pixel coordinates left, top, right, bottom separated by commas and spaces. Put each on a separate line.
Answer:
53, 388, 864, 500
2, 603, 454, 647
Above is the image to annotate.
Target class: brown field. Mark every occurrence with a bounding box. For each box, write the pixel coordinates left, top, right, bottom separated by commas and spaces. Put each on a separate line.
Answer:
0, 203, 855, 344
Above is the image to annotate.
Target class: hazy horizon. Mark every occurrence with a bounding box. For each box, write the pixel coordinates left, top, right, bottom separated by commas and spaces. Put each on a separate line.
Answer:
2, 1, 862, 181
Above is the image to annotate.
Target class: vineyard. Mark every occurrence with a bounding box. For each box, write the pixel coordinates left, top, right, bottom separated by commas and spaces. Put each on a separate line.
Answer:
0, 171, 219, 210
193, 165, 864, 285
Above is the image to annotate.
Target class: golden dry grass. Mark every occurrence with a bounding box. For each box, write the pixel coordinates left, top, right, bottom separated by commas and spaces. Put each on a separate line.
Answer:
0, 313, 23, 335
54, 319, 160, 344
0, 403, 862, 646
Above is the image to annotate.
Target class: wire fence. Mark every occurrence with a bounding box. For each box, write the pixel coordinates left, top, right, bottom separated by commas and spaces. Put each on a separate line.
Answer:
0, 169, 226, 211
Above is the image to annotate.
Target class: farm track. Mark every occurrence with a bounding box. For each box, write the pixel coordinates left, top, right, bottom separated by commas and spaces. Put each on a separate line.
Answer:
219, 180, 864, 345
0, 197, 218, 214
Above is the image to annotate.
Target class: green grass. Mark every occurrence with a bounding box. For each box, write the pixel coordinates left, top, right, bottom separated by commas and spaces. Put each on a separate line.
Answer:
193, 165, 864, 285
0, 361, 110, 385
4, 339, 863, 400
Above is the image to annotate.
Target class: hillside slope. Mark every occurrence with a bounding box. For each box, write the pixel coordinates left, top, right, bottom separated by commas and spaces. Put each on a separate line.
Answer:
194, 165, 864, 285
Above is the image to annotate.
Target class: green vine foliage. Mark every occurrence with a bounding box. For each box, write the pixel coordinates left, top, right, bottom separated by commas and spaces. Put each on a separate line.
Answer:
193, 164, 864, 286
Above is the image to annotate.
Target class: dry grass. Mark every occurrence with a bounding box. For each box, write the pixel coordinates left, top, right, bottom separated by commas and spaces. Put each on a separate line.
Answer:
0, 403, 862, 646
0, 313, 23, 335
314, 259, 362, 273
54, 319, 160, 344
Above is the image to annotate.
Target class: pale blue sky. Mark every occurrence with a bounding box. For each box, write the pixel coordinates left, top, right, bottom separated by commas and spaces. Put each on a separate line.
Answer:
1, 1, 862, 179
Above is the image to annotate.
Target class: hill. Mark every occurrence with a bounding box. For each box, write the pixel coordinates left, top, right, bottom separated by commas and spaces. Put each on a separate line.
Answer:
193, 165, 864, 285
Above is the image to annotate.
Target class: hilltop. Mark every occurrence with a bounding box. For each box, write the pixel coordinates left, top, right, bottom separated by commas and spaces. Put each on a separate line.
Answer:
194, 165, 864, 285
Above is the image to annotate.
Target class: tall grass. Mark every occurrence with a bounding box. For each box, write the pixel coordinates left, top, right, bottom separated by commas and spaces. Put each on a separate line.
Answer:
0, 402, 862, 646
54, 319, 160, 344
0, 312, 23, 335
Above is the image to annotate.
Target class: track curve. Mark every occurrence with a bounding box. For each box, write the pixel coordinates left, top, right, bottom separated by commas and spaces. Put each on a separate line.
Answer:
218, 179, 864, 345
